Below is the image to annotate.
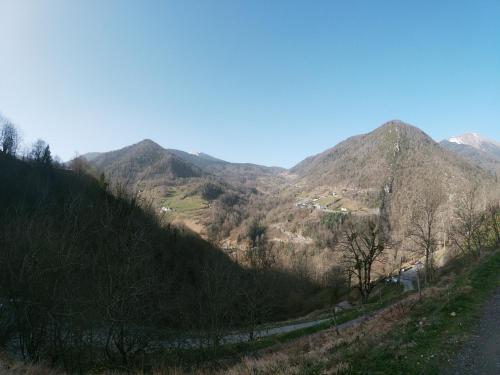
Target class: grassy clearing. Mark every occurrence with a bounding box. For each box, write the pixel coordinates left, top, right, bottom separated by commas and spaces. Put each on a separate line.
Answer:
318, 195, 339, 207
344, 249, 500, 374
162, 190, 206, 213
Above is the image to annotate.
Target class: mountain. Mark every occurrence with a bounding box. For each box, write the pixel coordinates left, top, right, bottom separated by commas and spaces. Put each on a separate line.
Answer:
168, 148, 285, 183
80, 139, 287, 242
80, 122, 497, 252
83, 140, 284, 186
82, 139, 204, 184
447, 133, 500, 159
291, 120, 497, 239
440, 140, 500, 176
440, 133, 500, 176
291, 120, 482, 188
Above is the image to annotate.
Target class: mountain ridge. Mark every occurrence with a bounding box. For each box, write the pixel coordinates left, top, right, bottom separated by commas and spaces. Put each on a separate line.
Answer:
440, 132, 500, 175
289, 120, 497, 246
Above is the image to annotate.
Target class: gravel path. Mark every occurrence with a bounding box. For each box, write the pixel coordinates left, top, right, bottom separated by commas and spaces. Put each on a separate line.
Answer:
400, 268, 417, 291
444, 286, 500, 375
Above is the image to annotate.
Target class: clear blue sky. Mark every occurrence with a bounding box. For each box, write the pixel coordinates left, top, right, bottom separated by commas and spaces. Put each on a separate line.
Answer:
0, 1, 499, 167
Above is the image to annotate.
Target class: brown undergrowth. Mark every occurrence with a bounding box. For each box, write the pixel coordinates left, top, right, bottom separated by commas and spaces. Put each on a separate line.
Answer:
0, 287, 448, 375
164, 286, 446, 375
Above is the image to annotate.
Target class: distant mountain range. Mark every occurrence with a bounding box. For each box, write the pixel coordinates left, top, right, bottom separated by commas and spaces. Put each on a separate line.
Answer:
447, 132, 500, 158
80, 121, 499, 246
290, 120, 497, 237
82, 127, 499, 182
82, 139, 284, 187
83, 139, 204, 183
291, 120, 494, 187
440, 133, 500, 175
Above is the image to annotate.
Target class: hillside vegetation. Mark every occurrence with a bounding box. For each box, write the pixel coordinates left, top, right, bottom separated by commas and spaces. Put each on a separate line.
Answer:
1, 118, 499, 374
440, 139, 500, 177
80, 121, 499, 276
0, 152, 323, 372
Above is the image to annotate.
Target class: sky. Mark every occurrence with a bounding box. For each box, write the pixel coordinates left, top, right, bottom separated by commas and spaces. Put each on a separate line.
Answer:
0, 1, 499, 167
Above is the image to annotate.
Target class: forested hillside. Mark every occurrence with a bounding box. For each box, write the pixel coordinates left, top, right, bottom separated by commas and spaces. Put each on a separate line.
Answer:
0, 151, 320, 371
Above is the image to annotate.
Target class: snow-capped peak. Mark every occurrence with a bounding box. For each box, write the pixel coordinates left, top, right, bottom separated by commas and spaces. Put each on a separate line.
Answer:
447, 133, 500, 160
448, 136, 465, 145
448, 133, 484, 148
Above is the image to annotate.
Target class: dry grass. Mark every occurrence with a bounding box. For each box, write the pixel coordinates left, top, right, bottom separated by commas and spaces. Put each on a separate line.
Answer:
0, 287, 449, 375
207, 288, 446, 375
0, 353, 60, 375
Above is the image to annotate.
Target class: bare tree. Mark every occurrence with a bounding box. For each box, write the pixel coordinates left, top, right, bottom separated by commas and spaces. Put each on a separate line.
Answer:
196, 260, 238, 350
0, 118, 20, 156
486, 201, 500, 247
30, 139, 46, 160
451, 186, 485, 258
339, 217, 386, 304
408, 184, 445, 285
30, 139, 52, 166
242, 219, 276, 339
246, 219, 275, 269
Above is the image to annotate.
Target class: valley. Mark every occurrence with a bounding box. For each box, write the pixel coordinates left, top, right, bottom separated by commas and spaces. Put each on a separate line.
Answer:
0, 118, 498, 374
2, 2, 499, 373
80, 120, 499, 276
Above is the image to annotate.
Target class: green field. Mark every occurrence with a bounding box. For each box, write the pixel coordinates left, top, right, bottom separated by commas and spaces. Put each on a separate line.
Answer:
162, 191, 207, 213
318, 195, 339, 207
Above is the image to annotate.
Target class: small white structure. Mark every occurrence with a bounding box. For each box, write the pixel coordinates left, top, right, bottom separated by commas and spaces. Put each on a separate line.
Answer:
161, 206, 172, 213
340, 207, 348, 212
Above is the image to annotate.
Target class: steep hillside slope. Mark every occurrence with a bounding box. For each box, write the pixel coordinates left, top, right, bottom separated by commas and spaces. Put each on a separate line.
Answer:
168, 148, 285, 188
291, 120, 497, 239
84, 141, 284, 186
292, 120, 483, 189
81, 139, 286, 241
440, 137, 500, 176
0, 153, 321, 370
87, 139, 203, 184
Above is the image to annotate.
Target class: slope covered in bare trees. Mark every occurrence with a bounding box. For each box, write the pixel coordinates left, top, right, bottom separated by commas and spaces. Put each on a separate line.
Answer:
291, 120, 498, 241
0, 151, 322, 371
78, 120, 499, 276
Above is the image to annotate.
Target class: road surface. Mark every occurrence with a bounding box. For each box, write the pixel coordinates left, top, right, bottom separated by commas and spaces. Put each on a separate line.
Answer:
170, 270, 420, 349
400, 267, 418, 291
444, 287, 500, 374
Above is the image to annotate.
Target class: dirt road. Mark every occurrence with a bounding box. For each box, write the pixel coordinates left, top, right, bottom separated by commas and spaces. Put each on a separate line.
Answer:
444, 287, 500, 374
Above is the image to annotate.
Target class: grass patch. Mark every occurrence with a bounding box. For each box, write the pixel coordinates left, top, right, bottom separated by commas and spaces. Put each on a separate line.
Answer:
317, 195, 338, 207
163, 190, 206, 213
158, 282, 408, 370
345, 250, 500, 374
